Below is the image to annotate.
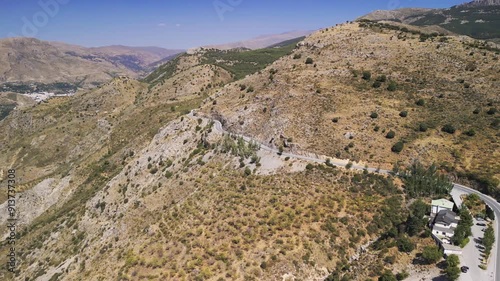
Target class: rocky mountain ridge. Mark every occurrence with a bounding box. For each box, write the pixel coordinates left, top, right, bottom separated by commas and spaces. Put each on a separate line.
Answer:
0, 37, 183, 90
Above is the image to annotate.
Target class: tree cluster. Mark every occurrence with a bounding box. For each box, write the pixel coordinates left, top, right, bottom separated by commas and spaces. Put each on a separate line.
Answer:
452, 207, 473, 247
445, 254, 461, 281
398, 161, 453, 198
483, 225, 495, 258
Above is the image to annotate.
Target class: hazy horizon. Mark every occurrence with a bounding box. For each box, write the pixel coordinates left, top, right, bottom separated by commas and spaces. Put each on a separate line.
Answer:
1, 0, 466, 49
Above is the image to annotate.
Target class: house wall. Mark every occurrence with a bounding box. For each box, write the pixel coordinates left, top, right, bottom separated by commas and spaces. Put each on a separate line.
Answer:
432, 205, 453, 214
432, 229, 454, 238
444, 248, 463, 255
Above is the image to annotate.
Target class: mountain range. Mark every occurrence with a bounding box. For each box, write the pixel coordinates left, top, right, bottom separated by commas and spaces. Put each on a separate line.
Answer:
202, 30, 313, 50
0, 37, 183, 89
359, 0, 500, 42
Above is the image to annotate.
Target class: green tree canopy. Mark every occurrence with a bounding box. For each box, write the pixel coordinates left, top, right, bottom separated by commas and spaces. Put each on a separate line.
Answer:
400, 161, 453, 198
446, 254, 460, 268
422, 246, 442, 264
445, 265, 461, 281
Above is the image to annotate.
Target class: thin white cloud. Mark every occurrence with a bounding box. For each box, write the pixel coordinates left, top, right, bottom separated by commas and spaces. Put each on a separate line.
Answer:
175, 23, 181, 27
158, 23, 166, 27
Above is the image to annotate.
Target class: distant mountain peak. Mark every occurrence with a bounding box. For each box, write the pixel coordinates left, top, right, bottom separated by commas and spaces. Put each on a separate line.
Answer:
459, 0, 500, 6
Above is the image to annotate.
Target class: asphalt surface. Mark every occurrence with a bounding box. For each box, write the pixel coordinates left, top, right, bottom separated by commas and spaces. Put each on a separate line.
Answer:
195, 112, 499, 281
453, 184, 499, 281
458, 217, 492, 281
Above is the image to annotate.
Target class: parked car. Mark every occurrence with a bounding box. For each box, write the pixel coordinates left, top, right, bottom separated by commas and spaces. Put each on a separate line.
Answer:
461, 266, 469, 273
477, 222, 486, 226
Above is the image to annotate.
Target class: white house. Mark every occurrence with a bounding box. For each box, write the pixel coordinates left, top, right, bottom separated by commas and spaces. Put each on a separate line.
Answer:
431, 209, 460, 243
431, 198, 454, 215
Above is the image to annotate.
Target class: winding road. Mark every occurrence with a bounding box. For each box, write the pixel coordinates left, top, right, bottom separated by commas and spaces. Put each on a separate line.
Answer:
453, 184, 500, 281
196, 112, 499, 281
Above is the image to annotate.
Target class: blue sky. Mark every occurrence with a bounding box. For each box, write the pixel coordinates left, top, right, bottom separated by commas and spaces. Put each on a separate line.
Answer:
1, 0, 465, 49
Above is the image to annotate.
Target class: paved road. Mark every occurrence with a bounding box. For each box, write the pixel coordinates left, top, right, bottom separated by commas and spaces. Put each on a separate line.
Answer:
195, 112, 500, 281
458, 217, 492, 281
453, 184, 499, 281
211, 118, 392, 174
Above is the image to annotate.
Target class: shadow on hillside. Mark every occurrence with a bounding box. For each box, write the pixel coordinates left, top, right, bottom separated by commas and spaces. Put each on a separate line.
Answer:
436, 260, 447, 270
432, 275, 448, 281
412, 254, 429, 266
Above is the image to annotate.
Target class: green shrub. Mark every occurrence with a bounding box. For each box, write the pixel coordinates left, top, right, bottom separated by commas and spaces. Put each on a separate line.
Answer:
305, 57, 314, 64
386, 130, 396, 139
459, 237, 470, 248
370, 112, 379, 119
422, 246, 442, 264
293, 53, 302, 59
442, 124, 456, 134
379, 270, 397, 281
376, 75, 387, 82
391, 141, 404, 153
464, 129, 475, 136
418, 123, 428, 132
372, 81, 382, 88
278, 146, 284, 155
332, 117, 339, 123
487, 107, 497, 115
387, 81, 397, 91
416, 99, 425, 106
446, 254, 460, 268
399, 111, 408, 117
244, 167, 252, 176
397, 236, 414, 253
384, 255, 396, 264
362, 71, 372, 81
396, 270, 409, 281
445, 265, 460, 281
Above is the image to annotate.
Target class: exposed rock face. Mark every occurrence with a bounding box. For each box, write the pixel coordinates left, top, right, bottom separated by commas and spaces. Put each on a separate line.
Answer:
358, 8, 434, 23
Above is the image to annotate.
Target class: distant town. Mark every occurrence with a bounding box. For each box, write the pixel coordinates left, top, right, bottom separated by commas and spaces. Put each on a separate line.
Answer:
21, 91, 75, 102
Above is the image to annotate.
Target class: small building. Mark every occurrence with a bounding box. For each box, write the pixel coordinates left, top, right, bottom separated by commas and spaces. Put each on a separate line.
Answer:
431, 209, 460, 245
431, 198, 454, 215
442, 243, 463, 256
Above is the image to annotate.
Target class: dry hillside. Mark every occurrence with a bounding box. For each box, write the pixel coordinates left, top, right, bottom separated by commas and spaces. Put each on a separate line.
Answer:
0, 21, 498, 281
203, 21, 499, 187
